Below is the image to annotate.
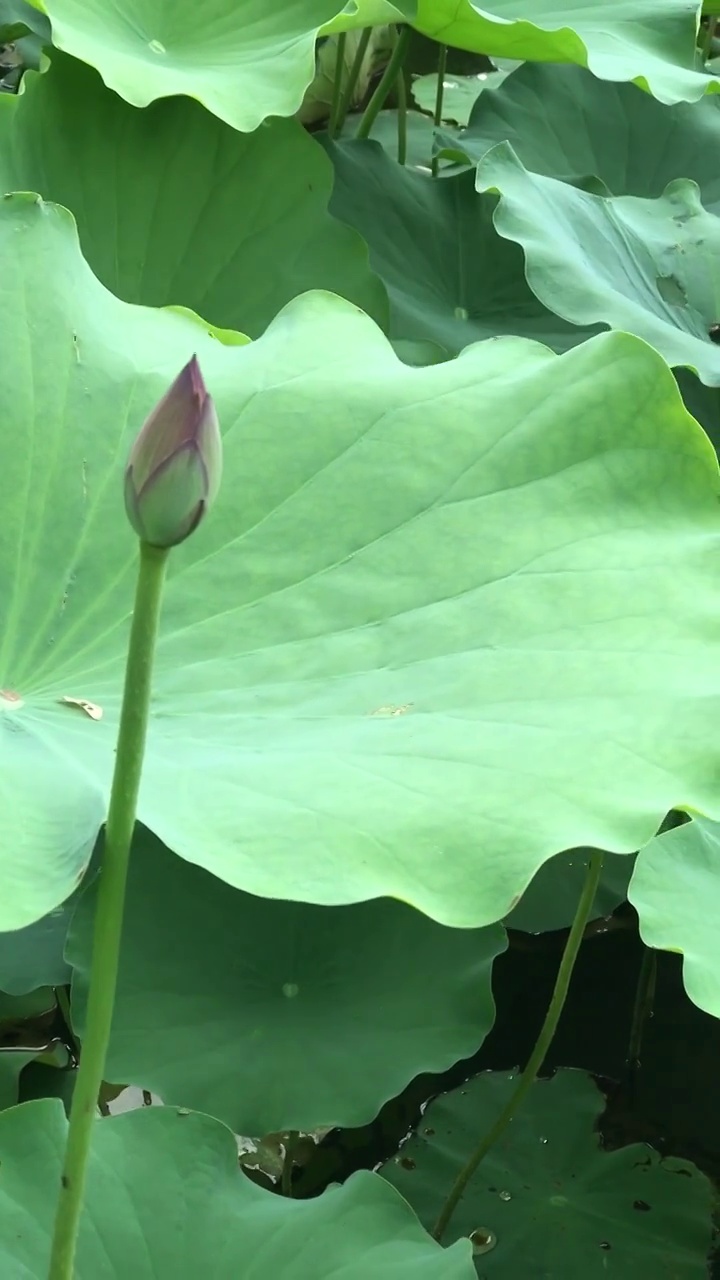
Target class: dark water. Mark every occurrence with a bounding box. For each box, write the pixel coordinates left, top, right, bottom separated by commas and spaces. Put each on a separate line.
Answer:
294, 919, 720, 1241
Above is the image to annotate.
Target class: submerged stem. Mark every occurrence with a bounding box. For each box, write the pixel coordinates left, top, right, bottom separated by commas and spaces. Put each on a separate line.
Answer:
624, 944, 657, 1102
356, 26, 411, 141
432, 851, 605, 1242
47, 541, 169, 1280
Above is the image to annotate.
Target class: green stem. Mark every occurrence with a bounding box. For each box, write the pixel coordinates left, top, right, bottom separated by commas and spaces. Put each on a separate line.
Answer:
356, 26, 411, 141
396, 62, 407, 165
328, 31, 347, 137
430, 44, 447, 178
333, 26, 372, 136
48, 541, 169, 1280
432, 850, 604, 1243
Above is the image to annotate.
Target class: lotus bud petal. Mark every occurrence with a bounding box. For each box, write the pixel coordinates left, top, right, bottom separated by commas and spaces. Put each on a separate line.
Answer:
124, 356, 222, 548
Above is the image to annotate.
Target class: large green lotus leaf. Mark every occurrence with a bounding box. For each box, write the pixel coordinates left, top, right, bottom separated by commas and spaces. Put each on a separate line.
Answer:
629, 818, 720, 1018
31, 0, 381, 132
505, 850, 634, 934
0, 1100, 474, 1278
448, 62, 720, 214
0, 52, 386, 338
382, 1069, 713, 1277
5, 196, 720, 933
323, 137, 600, 354
477, 145, 720, 386
411, 0, 715, 105
67, 831, 506, 1133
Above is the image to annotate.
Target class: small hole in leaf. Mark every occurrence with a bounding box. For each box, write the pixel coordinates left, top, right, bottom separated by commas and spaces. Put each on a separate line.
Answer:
709, 324, 720, 344
633, 1199, 651, 1211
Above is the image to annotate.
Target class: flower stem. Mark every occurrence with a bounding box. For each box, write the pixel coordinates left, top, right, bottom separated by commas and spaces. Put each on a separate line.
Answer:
356, 26, 411, 141
48, 541, 169, 1280
432, 850, 605, 1242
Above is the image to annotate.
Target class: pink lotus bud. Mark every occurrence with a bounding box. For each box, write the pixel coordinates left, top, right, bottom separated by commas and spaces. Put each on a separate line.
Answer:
124, 356, 222, 548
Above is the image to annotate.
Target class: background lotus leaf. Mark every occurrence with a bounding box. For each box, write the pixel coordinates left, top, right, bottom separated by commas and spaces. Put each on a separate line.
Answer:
0, 52, 387, 337
31, 0, 367, 132
477, 145, 720, 385
323, 138, 599, 354
445, 62, 720, 213
67, 830, 506, 1133
382, 1069, 713, 1277
630, 817, 720, 1019
411, 0, 713, 105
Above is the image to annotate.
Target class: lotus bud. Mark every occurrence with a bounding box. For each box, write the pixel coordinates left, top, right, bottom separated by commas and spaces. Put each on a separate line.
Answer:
124, 356, 222, 548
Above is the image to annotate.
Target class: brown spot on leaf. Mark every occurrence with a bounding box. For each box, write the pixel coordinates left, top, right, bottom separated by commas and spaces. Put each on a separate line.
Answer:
60, 696, 103, 721
369, 703, 414, 717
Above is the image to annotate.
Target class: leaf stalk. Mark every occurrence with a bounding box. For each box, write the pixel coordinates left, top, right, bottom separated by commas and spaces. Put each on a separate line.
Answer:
432, 850, 605, 1242
332, 26, 372, 137
430, 44, 447, 177
356, 25, 411, 141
